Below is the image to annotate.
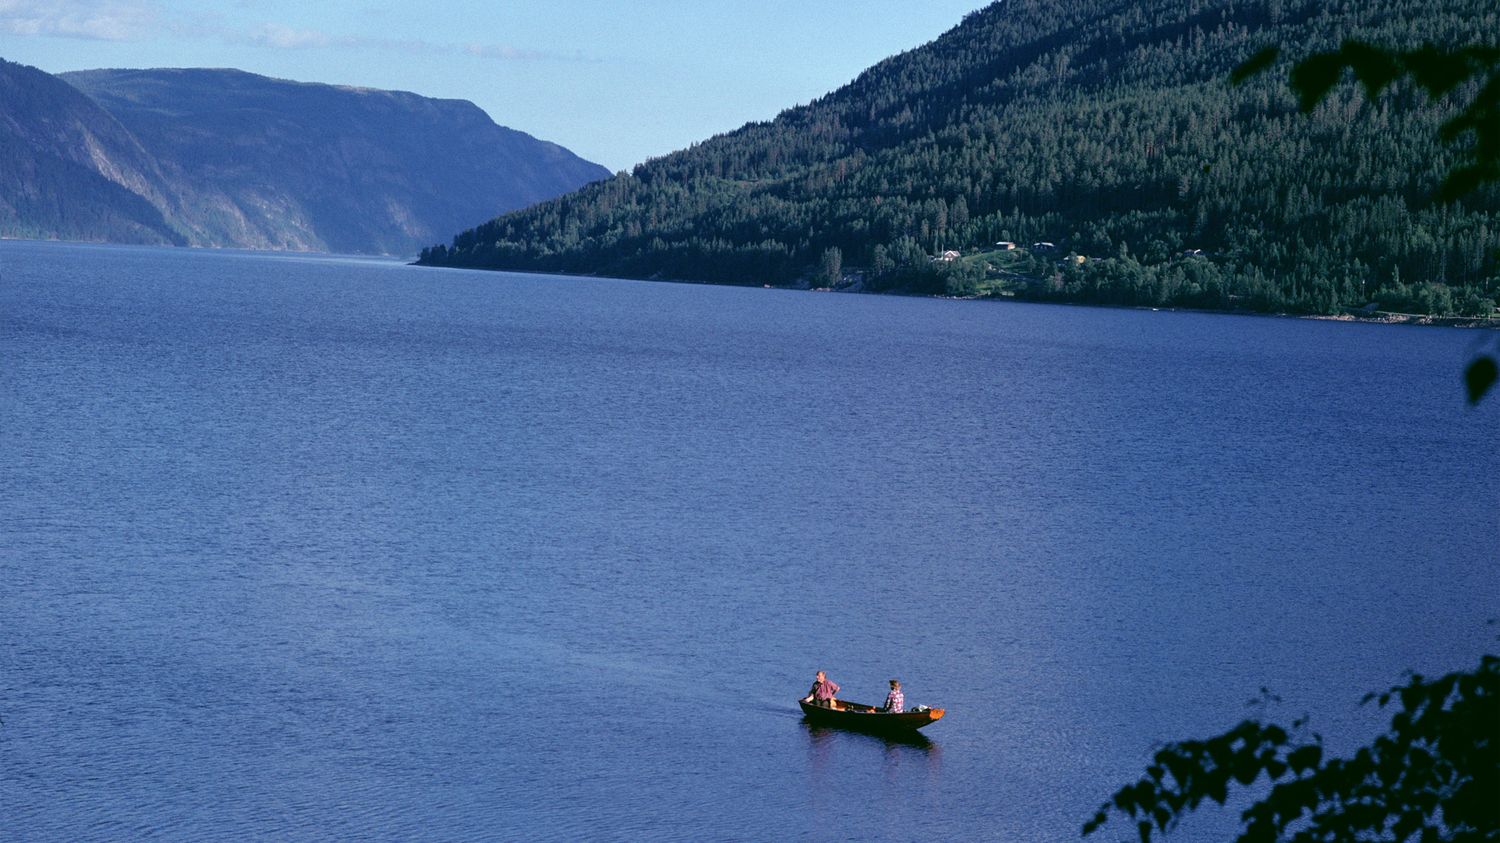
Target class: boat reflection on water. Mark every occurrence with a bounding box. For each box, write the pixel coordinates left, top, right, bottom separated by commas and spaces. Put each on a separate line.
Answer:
802, 719, 943, 788
802, 722, 937, 750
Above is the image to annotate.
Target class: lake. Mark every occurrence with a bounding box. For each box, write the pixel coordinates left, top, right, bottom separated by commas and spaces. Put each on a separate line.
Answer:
2, 240, 1495, 840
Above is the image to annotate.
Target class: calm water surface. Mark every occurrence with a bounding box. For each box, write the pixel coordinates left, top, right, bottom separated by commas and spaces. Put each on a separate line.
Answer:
2, 241, 1496, 840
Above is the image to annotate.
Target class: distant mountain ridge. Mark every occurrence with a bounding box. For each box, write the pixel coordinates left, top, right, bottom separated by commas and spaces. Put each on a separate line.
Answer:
0, 60, 609, 255
0, 59, 186, 246
420, 0, 1500, 317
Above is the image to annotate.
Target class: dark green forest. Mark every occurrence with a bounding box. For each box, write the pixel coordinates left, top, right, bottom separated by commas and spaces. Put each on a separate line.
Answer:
420, 0, 1500, 317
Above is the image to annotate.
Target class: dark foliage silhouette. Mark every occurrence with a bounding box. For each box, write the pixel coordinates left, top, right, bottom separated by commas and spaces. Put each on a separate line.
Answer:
1084, 37, 1499, 843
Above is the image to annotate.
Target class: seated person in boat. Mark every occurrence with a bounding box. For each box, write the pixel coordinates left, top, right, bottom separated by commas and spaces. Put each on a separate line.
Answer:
802, 670, 840, 708
877, 679, 904, 713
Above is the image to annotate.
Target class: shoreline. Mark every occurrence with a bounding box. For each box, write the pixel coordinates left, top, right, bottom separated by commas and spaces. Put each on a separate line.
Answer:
781, 274, 1500, 330
942, 294, 1500, 329
437, 257, 1500, 330
1300, 311, 1500, 328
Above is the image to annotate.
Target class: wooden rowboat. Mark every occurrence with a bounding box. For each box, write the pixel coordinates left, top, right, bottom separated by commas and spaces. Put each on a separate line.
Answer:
798, 698, 945, 733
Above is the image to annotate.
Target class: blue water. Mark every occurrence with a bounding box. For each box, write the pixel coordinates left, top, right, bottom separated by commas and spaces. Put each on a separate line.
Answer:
2, 240, 1496, 840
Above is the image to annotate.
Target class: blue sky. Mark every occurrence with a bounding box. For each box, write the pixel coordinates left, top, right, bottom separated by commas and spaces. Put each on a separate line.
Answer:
1, 1, 989, 171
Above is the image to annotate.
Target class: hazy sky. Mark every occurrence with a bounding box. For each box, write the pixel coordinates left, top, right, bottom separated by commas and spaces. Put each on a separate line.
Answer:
1, 1, 990, 171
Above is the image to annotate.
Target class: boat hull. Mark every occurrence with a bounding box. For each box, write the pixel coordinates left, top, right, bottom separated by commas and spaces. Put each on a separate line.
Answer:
798, 699, 944, 733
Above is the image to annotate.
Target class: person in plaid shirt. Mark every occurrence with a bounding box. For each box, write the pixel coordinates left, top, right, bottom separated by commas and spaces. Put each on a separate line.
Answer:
802, 670, 840, 708
878, 679, 904, 713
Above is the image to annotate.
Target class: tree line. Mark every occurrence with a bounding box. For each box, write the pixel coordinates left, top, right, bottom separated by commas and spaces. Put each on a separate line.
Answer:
420, 0, 1499, 317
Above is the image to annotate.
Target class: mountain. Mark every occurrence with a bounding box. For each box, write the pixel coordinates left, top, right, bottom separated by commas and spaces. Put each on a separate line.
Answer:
0, 61, 609, 255
420, 0, 1500, 317
0, 58, 185, 245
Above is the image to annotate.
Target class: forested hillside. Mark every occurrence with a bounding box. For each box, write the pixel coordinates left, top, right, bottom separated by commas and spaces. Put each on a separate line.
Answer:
421, 0, 1500, 316
0, 59, 185, 246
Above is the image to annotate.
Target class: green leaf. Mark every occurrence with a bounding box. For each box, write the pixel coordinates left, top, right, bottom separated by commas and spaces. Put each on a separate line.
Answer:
1152, 806, 1171, 831
1438, 164, 1492, 203
1290, 54, 1347, 112
1403, 45, 1473, 97
1161, 751, 1196, 787
1342, 42, 1401, 99
1232, 46, 1281, 85
1392, 809, 1422, 839
1233, 762, 1259, 785
1207, 776, 1229, 805
1288, 744, 1323, 774
1465, 356, 1498, 405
